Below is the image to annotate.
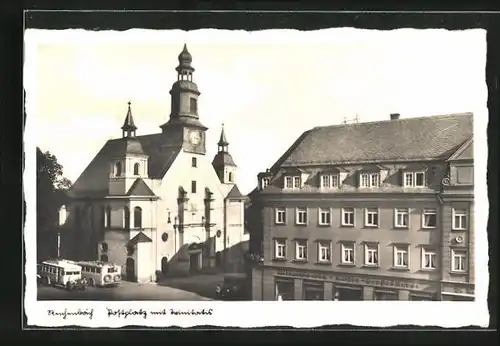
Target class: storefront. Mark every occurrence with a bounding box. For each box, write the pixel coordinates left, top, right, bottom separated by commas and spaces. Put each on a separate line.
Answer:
275, 278, 294, 300
303, 280, 324, 300
440, 281, 475, 301
334, 286, 363, 301
373, 289, 398, 301
257, 267, 441, 301
410, 292, 438, 301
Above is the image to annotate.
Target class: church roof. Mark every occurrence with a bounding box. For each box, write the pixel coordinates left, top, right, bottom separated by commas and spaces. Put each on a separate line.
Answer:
110, 137, 146, 157
218, 124, 229, 146
226, 184, 245, 200
212, 152, 237, 168
128, 231, 152, 245
127, 178, 156, 196
271, 113, 473, 169
121, 102, 137, 131
70, 133, 183, 196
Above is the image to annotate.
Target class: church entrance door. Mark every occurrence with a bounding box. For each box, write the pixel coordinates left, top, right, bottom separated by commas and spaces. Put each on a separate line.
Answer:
126, 258, 135, 282
189, 252, 201, 274
161, 256, 169, 277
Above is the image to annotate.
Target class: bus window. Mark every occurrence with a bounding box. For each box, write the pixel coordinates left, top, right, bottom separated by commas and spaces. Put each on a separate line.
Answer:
96, 268, 102, 274
108, 267, 118, 273
61, 269, 65, 275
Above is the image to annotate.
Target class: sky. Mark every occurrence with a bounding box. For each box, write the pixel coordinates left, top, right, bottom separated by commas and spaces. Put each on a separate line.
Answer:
25, 29, 487, 195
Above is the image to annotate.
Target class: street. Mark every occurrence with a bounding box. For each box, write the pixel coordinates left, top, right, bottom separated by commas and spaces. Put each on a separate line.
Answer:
37, 280, 214, 301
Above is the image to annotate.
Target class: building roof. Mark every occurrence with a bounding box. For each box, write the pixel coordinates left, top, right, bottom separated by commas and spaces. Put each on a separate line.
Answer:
70, 133, 182, 197
111, 137, 147, 157
272, 113, 473, 168
226, 184, 245, 200
121, 102, 137, 131
212, 152, 237, 168
128, 231, 152, 245
127, 178, 156, 196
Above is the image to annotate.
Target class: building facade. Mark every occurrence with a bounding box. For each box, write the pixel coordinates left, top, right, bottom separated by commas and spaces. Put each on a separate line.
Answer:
249, 113, 474, 301
58, 45, 248, 282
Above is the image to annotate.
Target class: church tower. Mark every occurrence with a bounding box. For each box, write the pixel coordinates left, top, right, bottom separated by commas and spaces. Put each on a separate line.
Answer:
212, 123, 237, 184
109, 102, 149, 195
160, 44, 208, 155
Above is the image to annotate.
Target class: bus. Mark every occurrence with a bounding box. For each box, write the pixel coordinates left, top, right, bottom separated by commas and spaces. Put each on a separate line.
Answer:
38, 259, 87, 291
77, 261, 122, 287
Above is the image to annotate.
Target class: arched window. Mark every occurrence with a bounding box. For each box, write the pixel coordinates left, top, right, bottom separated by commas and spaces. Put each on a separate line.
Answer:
100, 254, 109, 262
115, 161, 122, 177
228, 172, 233, 182
101, 242, 108, 252
105, 205, 111, 228
124, 206, 130, 229
134, 207, 142, 228
133, 163, 140, 175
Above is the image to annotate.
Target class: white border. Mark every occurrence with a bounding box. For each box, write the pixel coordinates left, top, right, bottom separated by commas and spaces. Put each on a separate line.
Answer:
24, 28, 489, 328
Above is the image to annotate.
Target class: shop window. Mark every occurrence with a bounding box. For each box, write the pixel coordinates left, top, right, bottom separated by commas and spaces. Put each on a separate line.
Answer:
334, 286, 363, 301
373, 290, 398, 301
275, 278, 294, 301
303, 281, 324, 300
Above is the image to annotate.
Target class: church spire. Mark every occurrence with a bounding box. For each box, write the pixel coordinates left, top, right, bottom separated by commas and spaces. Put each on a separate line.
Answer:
121, 101, 137, 138
176, 43, 195, 81
218, 123, 229, 151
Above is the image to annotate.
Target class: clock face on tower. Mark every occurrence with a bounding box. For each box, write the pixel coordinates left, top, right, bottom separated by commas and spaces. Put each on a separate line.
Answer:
189, 130, 202, 146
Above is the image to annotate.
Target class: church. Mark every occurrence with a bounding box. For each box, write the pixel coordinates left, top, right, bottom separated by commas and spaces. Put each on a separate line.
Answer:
59, 45, 248, 282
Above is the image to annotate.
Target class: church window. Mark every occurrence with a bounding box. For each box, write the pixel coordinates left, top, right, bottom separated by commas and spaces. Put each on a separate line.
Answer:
191, 180, 197, 193
133, 163, 140, 175
105, 206, 111, 228
133, 207, 142, 228
190, 98, 198, 113
192, 157, 197, 167
115, 161, 122, 177
228, 172, 233, 182
124, 206, 130, 229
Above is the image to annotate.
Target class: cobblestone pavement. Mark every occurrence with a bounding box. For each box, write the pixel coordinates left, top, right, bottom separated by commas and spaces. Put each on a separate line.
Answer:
37, 280, 213, 301
157, 273, 227, 300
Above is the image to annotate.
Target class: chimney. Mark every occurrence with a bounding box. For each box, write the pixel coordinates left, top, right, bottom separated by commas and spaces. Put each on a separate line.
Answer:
390, 113, 400, 120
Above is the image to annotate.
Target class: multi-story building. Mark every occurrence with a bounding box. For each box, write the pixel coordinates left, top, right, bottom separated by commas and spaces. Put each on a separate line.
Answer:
57, 45, 248, 282
249, 112, 474, 301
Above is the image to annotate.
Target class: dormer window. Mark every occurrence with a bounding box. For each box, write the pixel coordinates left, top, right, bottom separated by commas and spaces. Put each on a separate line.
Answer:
360, 172, 380, 188
403, 171, 425, 187
320, 174, 339, 188
262, 178, 270, 188
284, 176, 301, 189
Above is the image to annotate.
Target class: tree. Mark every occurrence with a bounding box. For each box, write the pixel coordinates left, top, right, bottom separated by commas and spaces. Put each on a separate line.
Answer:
37, 147, 72, 260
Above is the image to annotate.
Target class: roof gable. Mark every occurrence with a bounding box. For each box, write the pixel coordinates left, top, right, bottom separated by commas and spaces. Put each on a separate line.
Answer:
275, 113, 473, 168
128, 231, 152, 245
226, 184, 245, 200
127, 178, 156, 196
447, 137, 473, 162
